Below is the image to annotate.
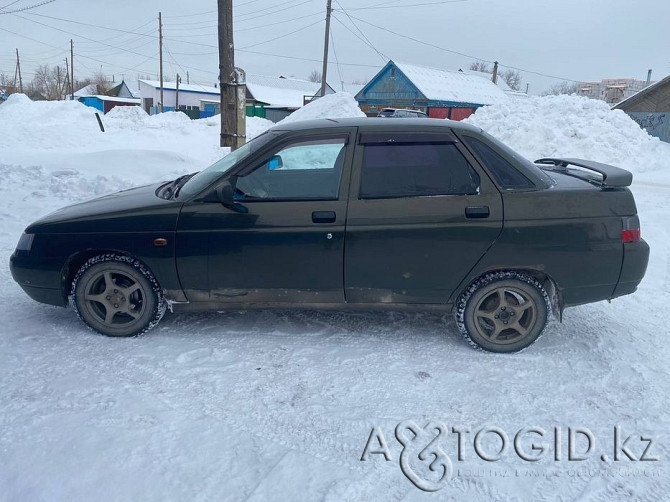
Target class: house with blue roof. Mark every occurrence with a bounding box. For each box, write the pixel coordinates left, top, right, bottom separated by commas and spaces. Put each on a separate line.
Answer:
355, 60, 510, 120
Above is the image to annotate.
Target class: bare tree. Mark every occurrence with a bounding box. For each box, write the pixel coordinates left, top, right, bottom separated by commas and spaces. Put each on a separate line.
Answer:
469, 62, 522, 91
50, 65, 68, 99
308, 70, 322, 83
0, 72, 13, 89
92, 70, 109, 94
32, 64, 51, 97
469, 61, 491, 73
542, 81, 578, 96
500, 69, 522, 91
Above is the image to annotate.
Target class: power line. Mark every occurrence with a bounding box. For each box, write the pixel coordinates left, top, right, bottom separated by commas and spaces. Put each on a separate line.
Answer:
234, 0, 312, 23
12, 13, 159, 61
329, 26, 344, 89
332, 2, 386, 61
0, 0, 55, 14
238, 48, 381, 68
332, 16, 385, 61
344, 0, 468, 10
0, 0, 22, 10
238, 18, 323, 50
24, 12, 157, 39
164, 9, 216, 19
236, 11, 322, 32
0, 25, 158, 79
343, 13, 581, 82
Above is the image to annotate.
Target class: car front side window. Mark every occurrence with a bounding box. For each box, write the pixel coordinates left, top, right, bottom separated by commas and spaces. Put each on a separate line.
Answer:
235, 137, 347, 201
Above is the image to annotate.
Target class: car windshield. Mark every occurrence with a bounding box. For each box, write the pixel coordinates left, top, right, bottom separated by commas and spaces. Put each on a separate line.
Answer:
177, 132, 271, 199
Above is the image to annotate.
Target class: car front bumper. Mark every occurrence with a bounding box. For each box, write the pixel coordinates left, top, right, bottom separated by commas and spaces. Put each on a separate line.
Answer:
10, 250, 67, 307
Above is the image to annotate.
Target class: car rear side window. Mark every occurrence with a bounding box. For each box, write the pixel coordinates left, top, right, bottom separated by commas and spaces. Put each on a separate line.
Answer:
359, 143, 480, 199
465, 137, 534, 189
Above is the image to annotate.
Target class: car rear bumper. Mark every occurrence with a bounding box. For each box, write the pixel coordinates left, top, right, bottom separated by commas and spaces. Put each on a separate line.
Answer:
611, 238, 650, 299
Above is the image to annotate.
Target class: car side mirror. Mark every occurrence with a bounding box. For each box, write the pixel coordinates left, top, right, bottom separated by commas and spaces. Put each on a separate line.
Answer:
210, 177, 248, 213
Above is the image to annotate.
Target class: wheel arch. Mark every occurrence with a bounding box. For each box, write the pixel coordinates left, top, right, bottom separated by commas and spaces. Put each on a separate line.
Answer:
61, 249, 156, 304
453, 267, 563, 320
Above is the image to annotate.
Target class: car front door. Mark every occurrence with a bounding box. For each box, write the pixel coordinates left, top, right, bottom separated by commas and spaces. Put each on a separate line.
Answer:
344, 129, 503, 304
176, 128, 356, 304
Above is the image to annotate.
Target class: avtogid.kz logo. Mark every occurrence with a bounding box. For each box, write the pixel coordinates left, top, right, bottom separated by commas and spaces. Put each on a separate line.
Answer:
360, 422, 659, 492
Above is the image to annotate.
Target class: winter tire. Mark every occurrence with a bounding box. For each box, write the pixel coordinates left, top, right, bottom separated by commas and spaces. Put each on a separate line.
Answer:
455, 271, 550, 353
71, 254, 166, 337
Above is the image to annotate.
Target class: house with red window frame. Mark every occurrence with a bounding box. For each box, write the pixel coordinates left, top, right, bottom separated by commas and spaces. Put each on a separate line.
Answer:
355, 60, 514, 120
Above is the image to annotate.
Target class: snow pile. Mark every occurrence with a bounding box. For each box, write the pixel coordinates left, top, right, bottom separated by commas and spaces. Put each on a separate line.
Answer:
276, 92, 366, 125
0, 93, 100, 149
464, 94, 670, 175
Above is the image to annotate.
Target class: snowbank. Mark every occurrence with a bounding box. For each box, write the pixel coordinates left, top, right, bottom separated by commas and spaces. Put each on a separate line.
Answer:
276, 92, 366, 125
464, 94, 670, 175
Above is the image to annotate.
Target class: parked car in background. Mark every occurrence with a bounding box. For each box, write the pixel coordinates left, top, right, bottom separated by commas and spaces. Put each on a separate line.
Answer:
10, 118, 649, 352
377, 108, 428, 118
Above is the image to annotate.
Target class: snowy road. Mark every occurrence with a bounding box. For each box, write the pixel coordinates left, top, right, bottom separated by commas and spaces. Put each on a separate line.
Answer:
1, 179, 668, 500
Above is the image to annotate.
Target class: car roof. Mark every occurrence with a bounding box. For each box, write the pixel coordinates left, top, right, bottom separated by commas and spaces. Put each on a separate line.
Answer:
271, 117, 482, 134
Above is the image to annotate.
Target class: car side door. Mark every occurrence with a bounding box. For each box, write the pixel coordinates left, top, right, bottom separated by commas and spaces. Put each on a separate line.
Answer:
175, 127, 356, 304
344, 129, 504, 304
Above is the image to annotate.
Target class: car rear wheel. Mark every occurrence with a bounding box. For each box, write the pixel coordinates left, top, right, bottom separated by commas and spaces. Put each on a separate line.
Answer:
455, 271, 550, 353
71, 254, 166, 337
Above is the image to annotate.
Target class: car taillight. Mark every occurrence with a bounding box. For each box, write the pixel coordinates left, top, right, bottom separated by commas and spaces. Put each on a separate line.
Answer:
622, 216, 641, 243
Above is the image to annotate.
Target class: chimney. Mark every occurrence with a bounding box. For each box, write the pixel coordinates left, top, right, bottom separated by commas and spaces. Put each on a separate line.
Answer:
646, 69, 652, 85
492, 61, 499, 84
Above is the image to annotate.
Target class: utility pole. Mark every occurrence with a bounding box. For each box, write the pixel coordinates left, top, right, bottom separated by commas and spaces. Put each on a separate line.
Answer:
525, 83, 529, 94
15, 48, 23, 93
186, 71, 189, 84
218, 0, 238, 149
491, 61, 499, 84
70, 39, 74, 100
175, 73, 180, 110
158, 11, 164, 113
320, 0, 332, 97
64, 58, 70, 99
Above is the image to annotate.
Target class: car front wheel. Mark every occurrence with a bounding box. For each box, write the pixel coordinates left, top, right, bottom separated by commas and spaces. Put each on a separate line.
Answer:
71, 254, 166, 337
455, 271, 551, 353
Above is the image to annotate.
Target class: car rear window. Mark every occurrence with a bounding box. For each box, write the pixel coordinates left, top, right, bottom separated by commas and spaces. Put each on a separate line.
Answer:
360, 143, 480, 199
465, 136, 535, 189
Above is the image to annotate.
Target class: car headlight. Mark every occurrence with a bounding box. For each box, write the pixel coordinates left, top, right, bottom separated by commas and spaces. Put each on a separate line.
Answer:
16, 233, 35, 252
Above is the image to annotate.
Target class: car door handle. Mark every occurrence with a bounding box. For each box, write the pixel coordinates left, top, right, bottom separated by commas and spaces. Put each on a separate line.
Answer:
312, 211, 336, 223
465, 206, 490, 219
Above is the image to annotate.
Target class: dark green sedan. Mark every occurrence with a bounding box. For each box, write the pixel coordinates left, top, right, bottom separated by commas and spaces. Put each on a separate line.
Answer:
10, 118, 649, 352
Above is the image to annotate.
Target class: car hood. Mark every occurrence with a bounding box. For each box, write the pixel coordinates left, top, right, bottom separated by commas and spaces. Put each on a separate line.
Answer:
26, 182, 183, 234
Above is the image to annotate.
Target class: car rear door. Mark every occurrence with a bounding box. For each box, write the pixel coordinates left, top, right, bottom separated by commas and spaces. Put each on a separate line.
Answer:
344, 128, 503, 304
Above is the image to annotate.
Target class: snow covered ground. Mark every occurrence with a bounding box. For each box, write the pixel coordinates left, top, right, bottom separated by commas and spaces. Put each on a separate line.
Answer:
1, 93, 668, 500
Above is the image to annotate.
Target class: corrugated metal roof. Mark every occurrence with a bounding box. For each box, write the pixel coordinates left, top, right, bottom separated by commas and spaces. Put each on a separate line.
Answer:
393, 61, 508, 105
139, 79, 219, 95
245, 75, 332, 108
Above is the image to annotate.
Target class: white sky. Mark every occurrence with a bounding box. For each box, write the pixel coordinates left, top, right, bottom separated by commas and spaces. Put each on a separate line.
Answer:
1, 0, 668, 95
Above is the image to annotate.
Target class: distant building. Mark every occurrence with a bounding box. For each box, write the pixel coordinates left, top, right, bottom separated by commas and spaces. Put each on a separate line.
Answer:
74, 79, 140, 114
138, 75, 335, 122
355, 60, 509, 120
245, 75, 335, 122
78, 95, 140, 114
577, 77, 654, 105
138, 79, 219, 116
613, 75, 670, 143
